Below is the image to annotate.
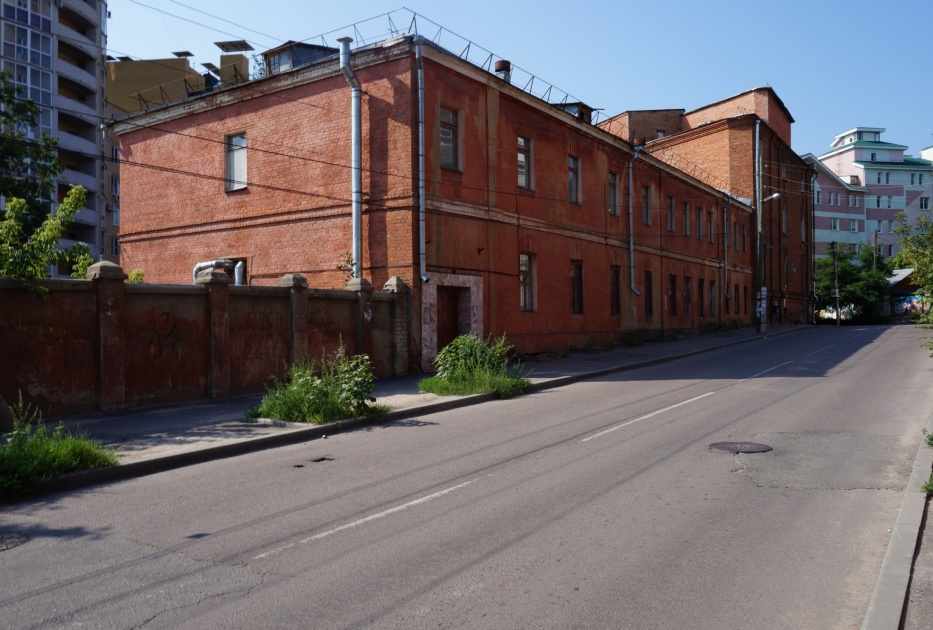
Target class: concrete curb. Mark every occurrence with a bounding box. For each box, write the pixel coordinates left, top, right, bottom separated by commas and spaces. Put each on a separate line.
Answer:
14, 326, 808, 502
862, 405, 933, 630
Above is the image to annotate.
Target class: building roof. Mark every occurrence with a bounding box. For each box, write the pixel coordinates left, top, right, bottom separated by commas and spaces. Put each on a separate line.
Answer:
801, 153, 868, 191
851, 157, 933, 169
683, 86, 795, 124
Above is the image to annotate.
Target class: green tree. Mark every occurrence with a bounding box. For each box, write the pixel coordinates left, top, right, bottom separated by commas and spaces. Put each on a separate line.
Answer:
815, 243, 892, 323
1, 186, 89, 295
894, 211, 933, 323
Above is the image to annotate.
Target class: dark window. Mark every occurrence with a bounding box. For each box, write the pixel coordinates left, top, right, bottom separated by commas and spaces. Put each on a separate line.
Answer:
644, 271, 653, 316
608, 172, 619, 215
684, 277, 692, 315
518, 136, 531, 188
440, 108, 458, 169
708, 211, 715, 244
571, 260, 584, 313
610, 265, 621, 316
698, 279, 705, 315
642, 186, 651, 224
734, 283, 740, 314
710, 280, 717, 316
682, 202, 690, 236
668, 275, 677, 316
568, 156, 580, 204
519, 253, 535, 312
696, 208, 703, 240
667, 196, 675, 232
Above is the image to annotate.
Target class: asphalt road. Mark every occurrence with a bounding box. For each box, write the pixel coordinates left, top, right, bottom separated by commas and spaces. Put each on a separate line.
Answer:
3, 325, 932, 629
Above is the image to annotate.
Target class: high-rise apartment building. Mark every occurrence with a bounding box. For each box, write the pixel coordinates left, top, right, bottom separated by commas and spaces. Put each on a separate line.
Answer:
1, 0, 114, 274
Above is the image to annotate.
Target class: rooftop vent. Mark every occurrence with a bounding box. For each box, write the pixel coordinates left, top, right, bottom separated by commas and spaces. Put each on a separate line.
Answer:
495, 59, 511, 83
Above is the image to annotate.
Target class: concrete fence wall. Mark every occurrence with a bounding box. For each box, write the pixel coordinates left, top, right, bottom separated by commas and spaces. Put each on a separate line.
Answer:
0, 263, 411, 418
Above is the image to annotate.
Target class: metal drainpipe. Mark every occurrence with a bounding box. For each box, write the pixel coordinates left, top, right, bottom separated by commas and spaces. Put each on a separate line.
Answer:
723, 199, 730, 307
338, 37, 362, 279
416, 37, 427, 284
192, 259, 232, 283
627, 146, 643, 296
754, 120, 763, 332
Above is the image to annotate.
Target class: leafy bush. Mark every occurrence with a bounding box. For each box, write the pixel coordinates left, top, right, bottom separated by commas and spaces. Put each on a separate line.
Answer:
251, 346, 380, 424
420, 334, 530, 399
127, 269, 145, 283
0, 394, 117, 499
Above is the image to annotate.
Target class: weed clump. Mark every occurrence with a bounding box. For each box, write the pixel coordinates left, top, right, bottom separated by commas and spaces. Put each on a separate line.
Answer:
250, 346, 383, 424
0, 394, 118, 499
419, 334, 530, 399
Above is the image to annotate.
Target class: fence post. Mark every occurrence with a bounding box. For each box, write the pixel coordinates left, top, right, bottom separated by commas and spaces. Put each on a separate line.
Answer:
279, 273, 309, 366
195, 268, 231, 400
383, 276, 410, 376
346, 277, 373, 358
87, 261, 127, 411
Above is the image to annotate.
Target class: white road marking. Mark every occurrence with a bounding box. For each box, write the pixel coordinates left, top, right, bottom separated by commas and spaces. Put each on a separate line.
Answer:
735, 360, 793, 383
580, 359, 794, 444
579, 392, 715, 443
805, 345, 835, 357
253, 477, 484, 559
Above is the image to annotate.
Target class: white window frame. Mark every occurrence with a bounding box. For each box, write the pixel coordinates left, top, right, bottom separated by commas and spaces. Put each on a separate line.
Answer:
225, 133, 247, 191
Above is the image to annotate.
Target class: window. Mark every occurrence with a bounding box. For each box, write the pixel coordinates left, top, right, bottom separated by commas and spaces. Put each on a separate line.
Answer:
641, 186, 651, 224
710, 281, 717, 316
734, 283, 739, 314
921, 197, 930, 210
519, 253, 535, 312
110, 235, 119, 256
696, 208, 703, 240
921, 174, 925, 185
610, 265, 621, 316
887, 196, 892, 208
830, 217, 839, 231
888, 220, 894, 233
682, 202, 690, 236
517, 136, 532, 189
667, 196, 675, 231
853, 196, 859, 207
781, 203, 787, 235
110, 174, 120, 199
849, 219, 858, 232
870, 152, 876, 161
888, 244, 894, 256
110, 205, 120, 227
877, 172, 882, 184
570, 260, 583, 313
911, 173, 916, 186
815, 190, 821, 205
876, 196, 881, 208
568, 156, 580, 204
608, 172, 619, 215
708, 211, 714, 243
644, 271, 653, 316
267, 50, 292, 74
698, 279, 705, 316
225, 133, 247, 191
440, 108, 458, 170
111, 146, 120, 163
668, 275, 677, 316
733, 220, 739, 251
684, 277, 692, 315
885, 172, 890, 184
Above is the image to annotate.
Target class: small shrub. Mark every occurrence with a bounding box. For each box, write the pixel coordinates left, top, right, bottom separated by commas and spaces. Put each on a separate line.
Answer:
420, 334, 530, 399
127, 269, 145, 283
0, 394, 117, 499
252, 346, 380, 423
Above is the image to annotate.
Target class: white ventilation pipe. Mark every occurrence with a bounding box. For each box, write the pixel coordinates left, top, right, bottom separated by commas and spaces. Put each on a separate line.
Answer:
416, 36, 428, 284
338, 37, 362, 279
192, 259, 233, 282
234, 260, 245, 285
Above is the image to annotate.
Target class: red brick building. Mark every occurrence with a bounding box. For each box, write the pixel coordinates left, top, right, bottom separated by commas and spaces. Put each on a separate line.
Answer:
114, 36, 766, 370
600, 88, 816, 326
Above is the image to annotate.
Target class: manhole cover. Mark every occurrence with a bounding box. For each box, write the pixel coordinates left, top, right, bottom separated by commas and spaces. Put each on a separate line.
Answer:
710, 442, 773, 454
0, 533, 28, 552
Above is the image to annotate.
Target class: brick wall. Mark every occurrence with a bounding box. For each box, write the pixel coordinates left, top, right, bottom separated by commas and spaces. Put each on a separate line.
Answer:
0, 264, 410, 417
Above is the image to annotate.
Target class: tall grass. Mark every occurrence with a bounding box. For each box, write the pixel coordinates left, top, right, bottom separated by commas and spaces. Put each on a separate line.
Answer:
0, 395, 118, 499
419, 334, 530, 399
250, 346, 384, 424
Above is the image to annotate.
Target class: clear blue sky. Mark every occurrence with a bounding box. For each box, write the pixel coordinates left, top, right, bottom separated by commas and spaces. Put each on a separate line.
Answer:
108, 0, 933, 158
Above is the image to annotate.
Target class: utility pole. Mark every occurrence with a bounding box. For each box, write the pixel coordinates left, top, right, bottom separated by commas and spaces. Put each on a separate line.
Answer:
830, 241, 840, 326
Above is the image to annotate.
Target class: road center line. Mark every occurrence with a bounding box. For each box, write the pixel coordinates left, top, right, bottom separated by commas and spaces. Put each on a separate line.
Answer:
579, 392, 715, 443
805, 345, 835, 357
736, 360, 793, 383
253, 477, 484, 559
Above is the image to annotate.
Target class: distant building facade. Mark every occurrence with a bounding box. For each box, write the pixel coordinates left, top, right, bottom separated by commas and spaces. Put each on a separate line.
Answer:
815, 128, 933, 259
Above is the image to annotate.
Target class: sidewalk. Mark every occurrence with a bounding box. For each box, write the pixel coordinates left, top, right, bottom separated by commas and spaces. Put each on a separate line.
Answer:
22, 323, 928, 628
